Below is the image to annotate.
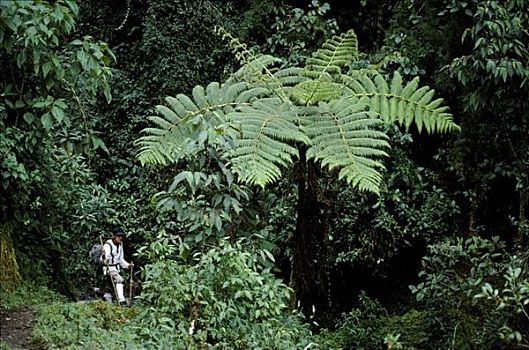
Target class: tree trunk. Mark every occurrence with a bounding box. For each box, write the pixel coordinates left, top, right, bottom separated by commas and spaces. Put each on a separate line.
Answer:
520, 186, 528, 247
517, 107, 529, 250
0, 222, 22, 291
290, 148, 329, 313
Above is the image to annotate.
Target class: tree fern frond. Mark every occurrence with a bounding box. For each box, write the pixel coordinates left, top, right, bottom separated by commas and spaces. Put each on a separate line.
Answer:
304, 98, 389, 193
136, 82, 250, 166
303, 29, 359, 80
217, 27, 288, 100
290, 80, 344, 105
192, 85, 209, 109
296, 30, 359, 105
226, 54, 282, 84
234, 87, 270, 104
227, 98, 310, 187
274, 67, 308, 87
344, 71, 460, 133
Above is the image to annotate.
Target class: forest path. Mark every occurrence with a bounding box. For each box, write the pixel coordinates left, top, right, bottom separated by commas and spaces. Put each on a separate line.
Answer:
0, 309, 42, 350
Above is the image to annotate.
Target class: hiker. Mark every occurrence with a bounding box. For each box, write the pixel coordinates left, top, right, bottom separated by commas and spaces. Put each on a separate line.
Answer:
101, 227, 134, 304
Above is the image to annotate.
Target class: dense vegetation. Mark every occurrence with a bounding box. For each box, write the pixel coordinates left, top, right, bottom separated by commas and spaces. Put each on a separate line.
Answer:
1, 0, 527, 349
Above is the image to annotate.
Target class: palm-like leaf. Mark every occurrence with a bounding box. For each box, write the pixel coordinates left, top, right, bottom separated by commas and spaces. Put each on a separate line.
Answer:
344, 71, 460, 133
304, 98, 389, 193
292, 30, 359, 105
303, 29, 359, 80
136, 81, 258, 165
227, 98, 310, 187
137, 29, 459, 194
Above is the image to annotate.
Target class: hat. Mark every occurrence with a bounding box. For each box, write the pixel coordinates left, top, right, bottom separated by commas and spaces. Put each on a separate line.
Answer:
112, 227, 126, 237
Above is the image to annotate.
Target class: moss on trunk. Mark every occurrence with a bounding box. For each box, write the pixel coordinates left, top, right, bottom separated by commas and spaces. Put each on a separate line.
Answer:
0, 223, 22, 291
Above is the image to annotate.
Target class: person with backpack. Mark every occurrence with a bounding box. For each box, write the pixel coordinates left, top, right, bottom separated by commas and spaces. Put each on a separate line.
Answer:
100, 227, 134, 305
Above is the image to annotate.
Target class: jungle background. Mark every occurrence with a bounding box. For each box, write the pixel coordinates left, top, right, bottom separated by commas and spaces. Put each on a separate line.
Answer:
1, 0, 528, 349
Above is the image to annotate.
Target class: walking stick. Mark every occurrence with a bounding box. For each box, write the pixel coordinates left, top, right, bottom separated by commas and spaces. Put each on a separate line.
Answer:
128, 262, 134, 306
100, 236, 120, 305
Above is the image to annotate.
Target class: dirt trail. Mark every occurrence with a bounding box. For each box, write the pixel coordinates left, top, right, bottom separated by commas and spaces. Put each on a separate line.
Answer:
0, 309, 42, 349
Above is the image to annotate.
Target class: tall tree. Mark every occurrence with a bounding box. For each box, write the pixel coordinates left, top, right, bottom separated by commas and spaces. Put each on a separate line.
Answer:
136, 29, 459, 310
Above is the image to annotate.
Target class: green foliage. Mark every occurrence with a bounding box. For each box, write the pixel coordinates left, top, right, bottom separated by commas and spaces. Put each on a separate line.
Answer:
411, 236, 529, 348
299, 29, 358, 83
344, 71, 460, 134
262, 1, 339, 66
0, 0, 115, 293
136, 81, 250, 166
153, 167, 250, 246
0, 283, 66, 310
33, 301, 138, 350
328, 126, 460, 265
439, 0, 529, 238
138, 101, 252, 251
136, 23, 459, 316
315, 293, 434, 350
447, 0, 529, 97
303, 100, 388, 192
137, 28, 458, 192
135, 240, 313, 349
0, 0, 114, 131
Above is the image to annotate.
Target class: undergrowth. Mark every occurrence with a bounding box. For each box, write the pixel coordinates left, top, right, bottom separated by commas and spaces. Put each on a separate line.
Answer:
0, 283, 66, 310
33, 301, 139, 350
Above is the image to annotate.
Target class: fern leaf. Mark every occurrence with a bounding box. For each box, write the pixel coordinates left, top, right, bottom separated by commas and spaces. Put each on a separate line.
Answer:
296, 30, 359, 104
303, 30, 359, 79
290, 80, 344, 105
345, 71, 460, 133
136, 82, 250, 165
227, 98, 310, 187
304, 98, 389, 193
274, 67, 309, 86
192, 85, 209, 109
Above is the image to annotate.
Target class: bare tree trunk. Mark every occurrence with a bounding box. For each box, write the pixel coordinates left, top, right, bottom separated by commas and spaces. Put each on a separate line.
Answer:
0, 222, 22, 291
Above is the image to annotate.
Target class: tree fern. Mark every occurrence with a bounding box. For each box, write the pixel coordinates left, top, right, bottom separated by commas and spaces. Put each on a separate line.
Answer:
137, 28, 459, 194
343, 71, 460, 133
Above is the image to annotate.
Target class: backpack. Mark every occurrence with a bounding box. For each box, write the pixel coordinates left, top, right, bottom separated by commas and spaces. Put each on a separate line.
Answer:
89, 242, 110, 275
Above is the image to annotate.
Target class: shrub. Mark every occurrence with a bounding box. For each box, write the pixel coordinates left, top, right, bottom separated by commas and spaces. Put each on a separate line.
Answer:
33, 301, 138, 350
411, 236, 529, 349
314, 292, 434, 350
135, 239, 313, 349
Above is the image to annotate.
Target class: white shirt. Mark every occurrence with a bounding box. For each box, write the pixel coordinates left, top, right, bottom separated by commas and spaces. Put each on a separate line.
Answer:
102, 239, 130, 274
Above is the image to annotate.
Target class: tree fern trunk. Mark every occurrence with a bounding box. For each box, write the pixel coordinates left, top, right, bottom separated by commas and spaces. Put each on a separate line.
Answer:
291, 147, 329, 313
0, 222, 22, 291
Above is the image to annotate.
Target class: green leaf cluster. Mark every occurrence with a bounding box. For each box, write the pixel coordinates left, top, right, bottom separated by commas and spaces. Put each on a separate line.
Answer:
135, 240, 312, 349
411, 236, 529, 348
137, 28, 459, 193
